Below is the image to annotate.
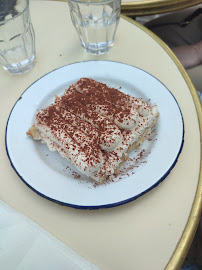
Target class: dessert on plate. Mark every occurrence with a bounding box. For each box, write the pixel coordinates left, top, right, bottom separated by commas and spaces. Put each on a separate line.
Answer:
27, 78, 159, 183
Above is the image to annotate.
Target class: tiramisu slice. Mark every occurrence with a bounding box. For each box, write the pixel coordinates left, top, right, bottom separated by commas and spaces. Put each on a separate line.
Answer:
27, 78, 159, 183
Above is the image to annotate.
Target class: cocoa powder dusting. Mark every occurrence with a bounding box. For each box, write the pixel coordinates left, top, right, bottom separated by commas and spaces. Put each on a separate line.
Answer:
34, 78, 158, 185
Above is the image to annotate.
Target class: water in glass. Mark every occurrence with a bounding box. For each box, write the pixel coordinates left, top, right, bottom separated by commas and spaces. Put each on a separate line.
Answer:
68, 0, 121, 54
0, 0, 36, 74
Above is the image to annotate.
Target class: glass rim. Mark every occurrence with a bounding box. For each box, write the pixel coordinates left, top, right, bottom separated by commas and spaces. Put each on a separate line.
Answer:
0, 0, 30, 25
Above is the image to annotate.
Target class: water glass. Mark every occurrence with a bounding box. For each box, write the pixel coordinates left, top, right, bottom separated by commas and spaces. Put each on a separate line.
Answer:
0, 0, 36, 74
67, 0, 121, 55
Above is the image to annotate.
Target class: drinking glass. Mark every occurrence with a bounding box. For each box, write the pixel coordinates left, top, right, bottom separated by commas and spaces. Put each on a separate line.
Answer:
67, 0, 121, 55
0, 0, 36, 74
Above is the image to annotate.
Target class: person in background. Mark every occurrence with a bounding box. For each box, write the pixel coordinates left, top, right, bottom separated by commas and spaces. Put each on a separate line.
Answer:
140, 5, 202, 100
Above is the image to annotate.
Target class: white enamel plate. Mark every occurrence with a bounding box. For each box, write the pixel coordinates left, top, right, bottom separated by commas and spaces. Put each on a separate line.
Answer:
6, 61, 184, 209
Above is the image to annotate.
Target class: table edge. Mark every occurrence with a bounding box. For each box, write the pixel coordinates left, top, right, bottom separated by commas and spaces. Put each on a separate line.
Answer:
121, 14, 202, 270
51, 0, 201, 16
121, 0, 202, 16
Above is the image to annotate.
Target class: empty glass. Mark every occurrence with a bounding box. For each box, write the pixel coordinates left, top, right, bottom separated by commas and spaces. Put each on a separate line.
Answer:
0, 0, 36, 74
67, 0, 121, 55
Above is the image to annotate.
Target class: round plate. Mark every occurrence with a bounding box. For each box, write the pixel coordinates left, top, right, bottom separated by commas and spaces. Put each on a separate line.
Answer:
5, 61, 184, 209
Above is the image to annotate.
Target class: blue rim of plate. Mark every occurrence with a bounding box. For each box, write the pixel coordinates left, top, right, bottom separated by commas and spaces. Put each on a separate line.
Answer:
5, 60, 184, 210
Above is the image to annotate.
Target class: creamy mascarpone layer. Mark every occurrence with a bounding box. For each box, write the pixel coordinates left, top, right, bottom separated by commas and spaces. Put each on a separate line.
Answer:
27, 78, 159, 183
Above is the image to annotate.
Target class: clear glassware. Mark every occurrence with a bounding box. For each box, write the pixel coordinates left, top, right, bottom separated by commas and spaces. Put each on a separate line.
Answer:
0, 0, 36, 74
67, 0, 121, 55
